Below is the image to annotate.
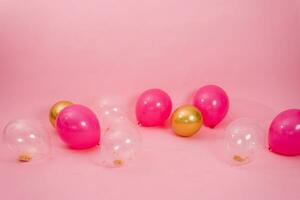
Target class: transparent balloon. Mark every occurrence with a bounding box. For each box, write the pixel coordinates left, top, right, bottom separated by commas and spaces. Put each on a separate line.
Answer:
93, 96, 126, 132
98, 120, 142, 168
225, 118, 264, 165
2, 119, 50, 162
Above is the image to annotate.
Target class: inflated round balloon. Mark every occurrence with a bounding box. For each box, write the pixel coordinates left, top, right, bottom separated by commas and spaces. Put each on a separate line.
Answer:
98, 119, 142, 167
225, 118, 263, 165
94, 97, 126, 133
193, 85, 229, 128
3, 119, 50, 162
56, 104, 101, 149
135, 88, 172, 127
171, 105, 202, 137
269, 109, 300, 156
49, 100, 73, 127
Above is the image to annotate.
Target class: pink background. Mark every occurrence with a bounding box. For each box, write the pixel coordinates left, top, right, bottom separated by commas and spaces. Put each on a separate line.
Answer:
0, 0, 300, 199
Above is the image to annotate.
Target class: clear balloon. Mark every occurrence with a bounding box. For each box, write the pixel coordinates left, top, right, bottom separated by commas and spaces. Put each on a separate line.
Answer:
98, 120, 142, 167
56, 104, 101, 149
93, 97, 126, 132
136, 88, 172, 127
269, 109, 300, 156
2, 119, 50, 162
225, 118, 264, 165
193, 85, 229, 128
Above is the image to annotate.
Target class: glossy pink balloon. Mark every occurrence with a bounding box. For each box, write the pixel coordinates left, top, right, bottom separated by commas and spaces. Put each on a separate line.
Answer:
135, 88, 172, 127
193, 85, 229, 128
56, 104, 101, 149
269, 109, 300, 156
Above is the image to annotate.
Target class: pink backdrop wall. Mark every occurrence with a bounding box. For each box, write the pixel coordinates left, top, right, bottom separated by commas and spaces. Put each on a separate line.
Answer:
0, 0, 299, 200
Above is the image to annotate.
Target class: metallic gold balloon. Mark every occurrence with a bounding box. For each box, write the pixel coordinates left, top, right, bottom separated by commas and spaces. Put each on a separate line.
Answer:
49, 100, 73, 127
171, 105, 203, 137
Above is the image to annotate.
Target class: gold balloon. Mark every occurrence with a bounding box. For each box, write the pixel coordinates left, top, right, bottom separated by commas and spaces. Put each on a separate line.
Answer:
49, 100, 73, 127
171, 105, 203, 137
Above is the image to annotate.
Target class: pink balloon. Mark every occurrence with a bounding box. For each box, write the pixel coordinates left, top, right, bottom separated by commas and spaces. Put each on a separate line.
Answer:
269, 109, 300, 156
56, 104, 101, 149
193, 85, 229, 128
135, 88, 172, 127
